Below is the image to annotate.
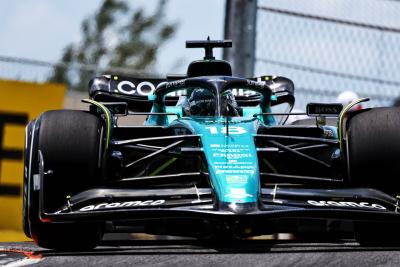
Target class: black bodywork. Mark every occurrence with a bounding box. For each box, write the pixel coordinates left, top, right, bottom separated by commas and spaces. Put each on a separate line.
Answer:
24, 39, 400, 241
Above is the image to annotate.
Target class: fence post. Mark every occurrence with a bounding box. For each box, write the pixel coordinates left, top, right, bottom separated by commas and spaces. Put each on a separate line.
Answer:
223, 0, 258, 77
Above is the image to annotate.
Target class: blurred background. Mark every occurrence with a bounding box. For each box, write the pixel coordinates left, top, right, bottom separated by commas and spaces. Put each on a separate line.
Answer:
1, 0, 400, 108
1, 0, 400, 239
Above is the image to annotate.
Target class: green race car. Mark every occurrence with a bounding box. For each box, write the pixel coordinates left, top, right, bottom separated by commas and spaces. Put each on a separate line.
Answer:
23, 39, 400, 250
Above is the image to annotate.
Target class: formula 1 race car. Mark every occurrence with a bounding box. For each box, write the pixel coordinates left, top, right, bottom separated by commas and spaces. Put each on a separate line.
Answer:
23, 39, 400, 250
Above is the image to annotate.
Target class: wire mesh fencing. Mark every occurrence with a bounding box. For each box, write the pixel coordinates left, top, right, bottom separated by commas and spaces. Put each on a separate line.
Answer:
0, 55, 159, 91
0, 56, 56, 84
3, 0, 400, 109
256, 0, 400, 109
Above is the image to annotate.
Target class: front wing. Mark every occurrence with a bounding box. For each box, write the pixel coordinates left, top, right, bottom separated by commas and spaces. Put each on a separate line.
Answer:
40, 185, 400, 224
35, 143, 400, 230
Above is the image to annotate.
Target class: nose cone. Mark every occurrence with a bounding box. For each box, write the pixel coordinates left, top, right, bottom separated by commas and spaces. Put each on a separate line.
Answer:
220, 201, 258, 214
187, 117, 261, 211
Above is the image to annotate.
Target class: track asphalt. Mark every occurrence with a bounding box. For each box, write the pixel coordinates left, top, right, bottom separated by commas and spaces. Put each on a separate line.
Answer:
2, 239, 400, 266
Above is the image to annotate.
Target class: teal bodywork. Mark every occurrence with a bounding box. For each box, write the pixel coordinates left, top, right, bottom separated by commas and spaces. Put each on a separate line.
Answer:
143, 76, 299, 209
172, 117, 262, 204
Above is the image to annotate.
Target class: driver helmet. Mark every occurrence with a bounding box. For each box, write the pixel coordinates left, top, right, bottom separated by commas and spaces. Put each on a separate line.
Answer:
187, 88, 216, 116
186, 88, 241, 116
336, 91, 362, 111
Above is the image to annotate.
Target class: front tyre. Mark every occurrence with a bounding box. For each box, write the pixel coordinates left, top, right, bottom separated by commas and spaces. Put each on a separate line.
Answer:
26, 110, 104, 250
347, 107, 400, 246
347, 107, 400, 194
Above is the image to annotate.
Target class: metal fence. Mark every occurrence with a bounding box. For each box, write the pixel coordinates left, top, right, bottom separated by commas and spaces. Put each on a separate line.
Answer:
3, 0, 400, 109
255, 0, 400, 109
0, 55, 156, 91
0, 56, 56, 84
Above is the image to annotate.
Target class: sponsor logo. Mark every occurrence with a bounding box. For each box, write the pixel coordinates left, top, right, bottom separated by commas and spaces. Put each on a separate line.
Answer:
116, 80, 156, 96
231, 88, 257, 96
246, 80, 265, 88
323, 129, 334, 138
79, 199, 166, 211
314, 106, 340, 114
307, 200, 386, 210
165, 79, 185, 89
205, 126, 247, 135
307, 103, 342, 116
226, 175, 248, 184
208, 78, 227, 83
225, 188, 253, 199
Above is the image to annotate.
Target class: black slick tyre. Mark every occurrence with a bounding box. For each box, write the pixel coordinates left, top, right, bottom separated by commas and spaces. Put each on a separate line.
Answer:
347, 107, 400, 194
347, 107, 400, 246
26, 110, 104, 250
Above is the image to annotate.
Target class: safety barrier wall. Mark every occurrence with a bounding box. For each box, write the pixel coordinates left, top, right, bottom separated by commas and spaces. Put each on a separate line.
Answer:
0, 80, 65, 241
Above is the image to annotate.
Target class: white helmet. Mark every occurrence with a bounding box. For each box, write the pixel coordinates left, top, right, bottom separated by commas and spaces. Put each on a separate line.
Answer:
286, 109, 308, 125
336, 91, 362, 111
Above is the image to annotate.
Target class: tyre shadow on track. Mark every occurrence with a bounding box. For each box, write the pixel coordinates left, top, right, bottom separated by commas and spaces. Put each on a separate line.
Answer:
33, 239, 400, 257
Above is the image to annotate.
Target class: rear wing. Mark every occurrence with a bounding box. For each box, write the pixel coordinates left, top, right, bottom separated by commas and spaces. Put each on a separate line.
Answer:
89, 75, 169, 112
245, 76, 294, 107
89, 75, 294, 112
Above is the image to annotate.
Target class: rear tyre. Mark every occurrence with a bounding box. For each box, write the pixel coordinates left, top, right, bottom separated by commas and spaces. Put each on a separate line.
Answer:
347, 107, 400, 194
26, 110, 104, 250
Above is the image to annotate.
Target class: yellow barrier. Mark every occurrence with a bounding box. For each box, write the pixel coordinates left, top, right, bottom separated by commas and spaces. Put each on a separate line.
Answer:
0, 80, 66, 241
